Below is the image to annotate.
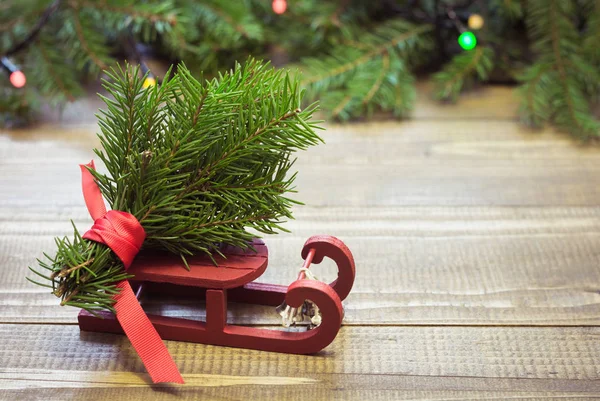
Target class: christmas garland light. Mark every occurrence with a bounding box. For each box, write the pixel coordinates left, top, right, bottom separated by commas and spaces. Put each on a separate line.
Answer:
458, 31, 477, 50
447, 5, 478, 51
272, 0, 287, 15
1, 57, 26, 88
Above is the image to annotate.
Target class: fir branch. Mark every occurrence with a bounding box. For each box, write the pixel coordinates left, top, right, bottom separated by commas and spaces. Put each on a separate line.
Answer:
2, 0, 61, 57
174, 0, 264, 62
331, 95, 353, 119
28, 59, 323, 313
299, 19, 433, 120
517, 62, 552, 127
363, 53, 389, 105
0, 84, 33, 127
177, 108, 304, 200
0, 16, 26, 33
393, 76, 412, 117
23, 29, 84, 106
76, 0, 178, 26
70, 8, 109, 70
583, 0, 600, 65
37, 44, 77, 102
199, 2, 251, 37
301, 22, 432, 87
520, 0, 600, 138
548, 1, 582, 134
493, 0, 523, 19
433, 46, 494, 102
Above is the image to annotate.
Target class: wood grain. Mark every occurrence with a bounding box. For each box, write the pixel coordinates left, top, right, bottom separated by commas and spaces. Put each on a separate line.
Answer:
412, 81, 519, 120
1, 324, 599, 400
292, 121, 600, 207
6, 206, 600, 325
3, 121, 600, 208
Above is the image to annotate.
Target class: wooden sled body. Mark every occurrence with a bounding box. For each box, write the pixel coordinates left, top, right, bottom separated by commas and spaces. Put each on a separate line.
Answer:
78, 235, 356, 354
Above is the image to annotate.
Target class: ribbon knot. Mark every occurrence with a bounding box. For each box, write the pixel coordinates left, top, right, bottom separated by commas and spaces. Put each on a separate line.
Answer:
80, 160, 184, 384
83, 210, 145, 269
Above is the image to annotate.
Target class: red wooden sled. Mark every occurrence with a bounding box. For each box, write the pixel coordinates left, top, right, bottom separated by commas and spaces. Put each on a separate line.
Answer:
78, 235, 355, 354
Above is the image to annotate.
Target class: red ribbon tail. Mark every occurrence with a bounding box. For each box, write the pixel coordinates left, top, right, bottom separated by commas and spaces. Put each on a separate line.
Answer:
113, 281, 184, 384
81, 161, 183, 383
80, 161, 107, 221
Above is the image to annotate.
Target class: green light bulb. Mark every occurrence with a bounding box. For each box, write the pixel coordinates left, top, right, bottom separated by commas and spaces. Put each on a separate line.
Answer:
458, 31, 477, 50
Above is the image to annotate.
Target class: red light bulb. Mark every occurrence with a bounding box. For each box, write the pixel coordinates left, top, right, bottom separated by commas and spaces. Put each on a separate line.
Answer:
272, 0, 287, 14
9, 70, 26, 88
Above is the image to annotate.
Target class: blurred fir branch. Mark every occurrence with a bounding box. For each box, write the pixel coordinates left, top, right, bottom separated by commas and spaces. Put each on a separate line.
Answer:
298, 20, 433, 120
0, 83, 35, 127
517, 0, 600, 138
167, 0, 263, 73
493, 0, 524, 19
582, 0, 600, 66
1, 0, 599, 138
0, 0, 184, 126
433, 46, 494, 101
27, 35, 84, 104
252, 0, 381, 57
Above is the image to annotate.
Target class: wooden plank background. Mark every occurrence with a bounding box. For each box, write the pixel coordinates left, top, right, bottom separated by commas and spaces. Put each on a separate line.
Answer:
2, 82, 600, 400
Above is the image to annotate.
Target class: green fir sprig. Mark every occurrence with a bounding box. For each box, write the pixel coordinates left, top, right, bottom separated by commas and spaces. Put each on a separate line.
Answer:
298, 20, 434, 120
518, 0, 600, 138
27, 58, 323, 313
433, 46, 495, 102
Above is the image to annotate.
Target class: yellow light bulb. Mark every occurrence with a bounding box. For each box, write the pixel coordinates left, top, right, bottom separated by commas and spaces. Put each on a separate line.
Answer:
143, 77, 156, 88
468, 14, 484, 30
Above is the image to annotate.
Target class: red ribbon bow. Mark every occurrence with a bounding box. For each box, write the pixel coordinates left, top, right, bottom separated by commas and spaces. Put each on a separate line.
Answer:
80, 161, 184, 384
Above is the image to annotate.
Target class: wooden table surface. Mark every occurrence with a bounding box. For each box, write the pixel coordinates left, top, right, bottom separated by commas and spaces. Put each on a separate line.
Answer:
2, 84, 600, 400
